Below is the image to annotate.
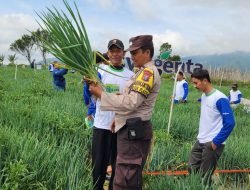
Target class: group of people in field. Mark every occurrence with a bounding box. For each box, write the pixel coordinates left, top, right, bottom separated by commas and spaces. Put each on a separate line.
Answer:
48, 35, 241, 190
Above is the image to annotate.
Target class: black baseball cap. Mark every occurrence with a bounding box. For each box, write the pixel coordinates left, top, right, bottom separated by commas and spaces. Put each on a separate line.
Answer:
108, 39, 124, 50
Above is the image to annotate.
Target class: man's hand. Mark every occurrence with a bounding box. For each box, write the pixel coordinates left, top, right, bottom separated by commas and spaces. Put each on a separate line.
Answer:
110, 120, 115, 133
89, 83, 103, 98
211, 142, 217, 150
83, 76, 95, 84
169, 96, 173, 101
180, 99, 186, 103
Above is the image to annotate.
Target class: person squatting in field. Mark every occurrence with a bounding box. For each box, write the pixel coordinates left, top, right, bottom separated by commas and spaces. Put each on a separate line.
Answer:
188, 69, 235, 185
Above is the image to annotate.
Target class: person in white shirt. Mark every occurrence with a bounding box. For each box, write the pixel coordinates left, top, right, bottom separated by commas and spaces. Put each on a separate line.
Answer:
48, 62, 54, 72
189, 69, 235, 185
174, 71, 189, 103
229, 83, 242, 107
87, 39, 134, 190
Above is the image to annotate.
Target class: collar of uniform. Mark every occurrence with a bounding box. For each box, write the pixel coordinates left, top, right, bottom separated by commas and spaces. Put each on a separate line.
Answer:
142, 60, 154, 68
205, 88, 216, 96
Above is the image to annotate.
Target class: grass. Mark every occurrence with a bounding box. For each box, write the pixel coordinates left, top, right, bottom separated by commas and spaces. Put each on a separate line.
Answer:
0, 66, 249, 189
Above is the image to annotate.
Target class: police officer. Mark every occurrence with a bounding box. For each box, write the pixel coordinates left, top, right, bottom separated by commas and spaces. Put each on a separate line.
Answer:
89, 35, 161, 190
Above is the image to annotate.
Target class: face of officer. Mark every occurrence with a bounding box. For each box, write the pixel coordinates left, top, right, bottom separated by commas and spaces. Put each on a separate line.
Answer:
108, 45, 125, 67
130, 48, 151, 68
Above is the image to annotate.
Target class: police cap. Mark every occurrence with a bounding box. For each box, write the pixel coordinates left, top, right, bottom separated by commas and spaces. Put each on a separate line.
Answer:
126, 35, 153, 52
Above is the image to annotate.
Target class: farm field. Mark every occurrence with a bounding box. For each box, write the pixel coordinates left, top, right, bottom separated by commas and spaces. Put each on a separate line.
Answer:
0, 66, 250, 190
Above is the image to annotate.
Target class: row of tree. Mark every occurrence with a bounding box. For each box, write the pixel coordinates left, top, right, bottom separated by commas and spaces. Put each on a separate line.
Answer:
0, 28, 180, 67
9, 29, 49, 66
0, 54, 17, 65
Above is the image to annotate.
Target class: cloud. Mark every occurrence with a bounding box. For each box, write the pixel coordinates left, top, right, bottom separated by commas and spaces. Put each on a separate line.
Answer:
98, 0, 114, 9
0, 13, 38, 64
88, 28, 131, 53
153, 30, 192, 56
171, 0, 250, 8
153, 26, 250, 57
86, 0, 123, 11
126, 0, 159, 20
2, 0, 250, 65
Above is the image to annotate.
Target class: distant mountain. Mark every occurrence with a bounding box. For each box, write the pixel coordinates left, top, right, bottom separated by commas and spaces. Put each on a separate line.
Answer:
39, 51, 250, 71
182, 51, 250, 71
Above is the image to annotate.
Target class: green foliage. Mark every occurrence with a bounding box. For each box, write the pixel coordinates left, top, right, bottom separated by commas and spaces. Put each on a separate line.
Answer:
0, 67, 93, 189
37, 0, 98, 82
159, 42, 181, 61
8, 54, 17, 65
0, 54, 4, 65
169, 54, 181, 61
0, 66, 249, 189
10, 34, 35, 64
32, 29, 49, 65
145, 173, 221, 190
160, 42, 172, 53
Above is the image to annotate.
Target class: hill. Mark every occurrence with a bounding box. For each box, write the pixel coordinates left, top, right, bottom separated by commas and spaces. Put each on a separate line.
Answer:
182, 51, 250, 71
38, 51, 250, 72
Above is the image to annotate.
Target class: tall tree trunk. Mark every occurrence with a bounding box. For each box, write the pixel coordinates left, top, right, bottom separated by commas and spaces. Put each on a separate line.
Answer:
42, 50, 47, 65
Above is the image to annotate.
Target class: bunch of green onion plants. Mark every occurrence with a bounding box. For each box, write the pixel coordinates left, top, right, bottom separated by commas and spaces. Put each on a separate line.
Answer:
37, 0, 109, 84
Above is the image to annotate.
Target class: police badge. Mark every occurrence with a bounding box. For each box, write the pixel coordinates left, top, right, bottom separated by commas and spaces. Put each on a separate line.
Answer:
142, 70, 153, 82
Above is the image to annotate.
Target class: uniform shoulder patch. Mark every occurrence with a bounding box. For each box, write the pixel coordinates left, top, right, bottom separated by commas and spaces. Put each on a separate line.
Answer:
129, 68, 154, 97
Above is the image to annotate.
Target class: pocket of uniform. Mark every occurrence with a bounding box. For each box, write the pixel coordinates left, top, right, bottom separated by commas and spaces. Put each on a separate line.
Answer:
126, 117, 145, 140
114, 163, 142, 188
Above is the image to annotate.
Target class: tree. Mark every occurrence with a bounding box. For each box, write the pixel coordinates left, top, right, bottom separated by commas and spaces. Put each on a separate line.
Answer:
0, 54, 4, 66
170, 55, 181, 61
32, 29, 49, 65
8, 54, 17, 65
158, 42, 172, 59
159, 42, 181, 61
10, 34, 35, 65
160, 42, 172, 53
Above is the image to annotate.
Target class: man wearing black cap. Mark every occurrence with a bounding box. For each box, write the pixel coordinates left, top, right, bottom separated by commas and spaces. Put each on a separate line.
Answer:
87, 39, 134, 190
89, 35, 161, 190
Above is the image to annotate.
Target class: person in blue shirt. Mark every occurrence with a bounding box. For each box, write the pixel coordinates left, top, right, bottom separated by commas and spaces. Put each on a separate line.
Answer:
53, 62, 68, 91
188, 69, 235, 185
83, 52, 109, 128
83, 72, 102, 127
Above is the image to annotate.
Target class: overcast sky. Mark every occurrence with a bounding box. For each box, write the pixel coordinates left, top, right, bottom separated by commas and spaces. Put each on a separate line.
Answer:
1, 0, 250, 64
